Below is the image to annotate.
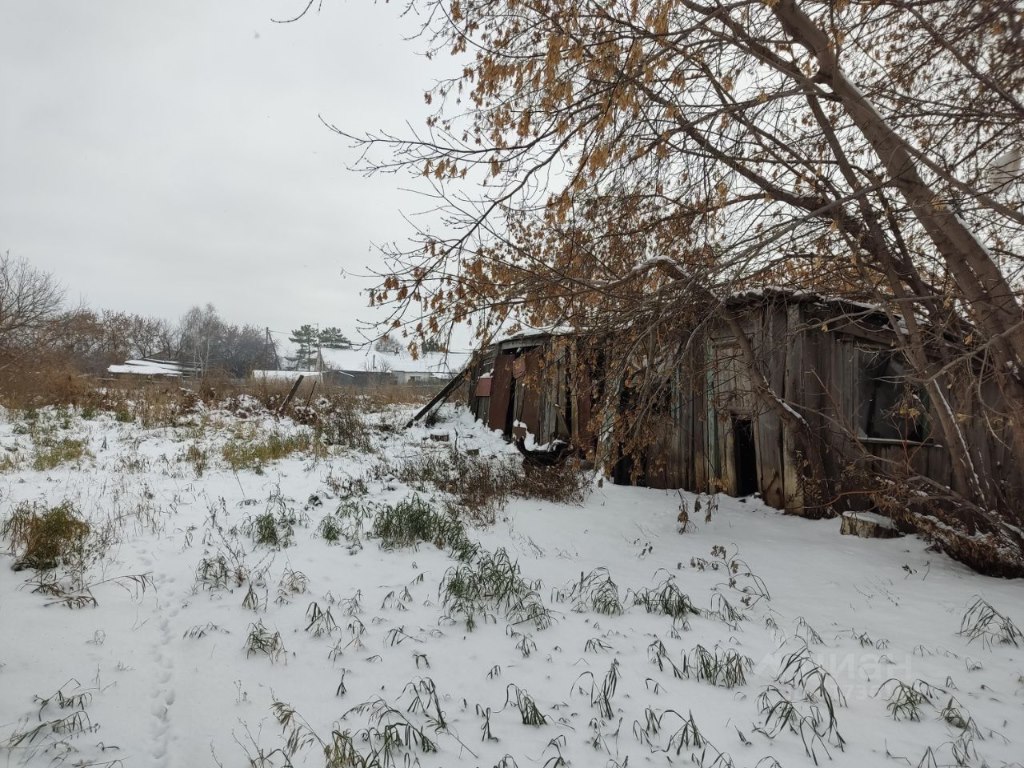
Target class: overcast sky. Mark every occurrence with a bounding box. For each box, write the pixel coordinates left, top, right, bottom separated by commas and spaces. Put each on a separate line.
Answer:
0, 0, 443, 345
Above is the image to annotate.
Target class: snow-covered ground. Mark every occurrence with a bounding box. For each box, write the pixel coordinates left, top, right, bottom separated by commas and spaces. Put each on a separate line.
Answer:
0, 401, 1021, 768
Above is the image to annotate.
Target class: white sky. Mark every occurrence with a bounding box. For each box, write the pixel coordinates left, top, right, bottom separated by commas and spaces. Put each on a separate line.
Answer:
0, 0, 444, 344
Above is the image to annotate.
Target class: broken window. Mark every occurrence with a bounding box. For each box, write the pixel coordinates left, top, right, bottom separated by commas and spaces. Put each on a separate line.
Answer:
857, 349, 926, 442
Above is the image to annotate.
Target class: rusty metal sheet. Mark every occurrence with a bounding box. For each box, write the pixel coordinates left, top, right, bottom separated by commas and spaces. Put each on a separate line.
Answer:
474, 376, 492, 397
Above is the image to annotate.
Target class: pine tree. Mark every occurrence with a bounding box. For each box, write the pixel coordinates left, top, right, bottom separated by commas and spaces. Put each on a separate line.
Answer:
318, 327, 352, 350
288, 324, 319, 370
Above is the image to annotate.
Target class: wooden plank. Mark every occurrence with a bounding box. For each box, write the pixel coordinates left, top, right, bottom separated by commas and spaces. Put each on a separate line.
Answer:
404, 366, 471, 428
702, 339, 719, 491
721, 414, 737, 495
488, 354, 514, 434
782, 304, 804, 512
519, 350, 542, 436
576, 366, 594, 448
278, 375, 305, 416
512, 356, 527, 379
676, 367, 693, 489
758, 306, 786, 508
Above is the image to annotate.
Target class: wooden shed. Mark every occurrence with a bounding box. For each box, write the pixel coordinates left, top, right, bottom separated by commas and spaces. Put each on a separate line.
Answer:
467, 290, 1018, 519
467, 330, 588, 445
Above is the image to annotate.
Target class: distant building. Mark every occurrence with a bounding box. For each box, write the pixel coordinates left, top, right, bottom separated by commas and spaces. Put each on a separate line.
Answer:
107, 358, 197, 378
315, 346, 470, 388
251, 370, 323, 383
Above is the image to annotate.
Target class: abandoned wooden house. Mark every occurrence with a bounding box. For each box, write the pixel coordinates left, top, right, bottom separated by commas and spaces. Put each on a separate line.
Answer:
466, 289, 1019, 520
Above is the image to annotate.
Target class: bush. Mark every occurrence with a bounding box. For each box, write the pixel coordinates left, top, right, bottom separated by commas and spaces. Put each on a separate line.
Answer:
2, 501, 90, 571
388, 448, 510, 523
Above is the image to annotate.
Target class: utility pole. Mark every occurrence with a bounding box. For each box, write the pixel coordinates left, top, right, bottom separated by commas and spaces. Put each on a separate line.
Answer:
266, 327, 280, 370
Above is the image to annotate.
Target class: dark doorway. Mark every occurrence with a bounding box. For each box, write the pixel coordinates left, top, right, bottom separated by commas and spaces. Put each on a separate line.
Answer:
732, 416, 758, 496
504, 380, 517, 437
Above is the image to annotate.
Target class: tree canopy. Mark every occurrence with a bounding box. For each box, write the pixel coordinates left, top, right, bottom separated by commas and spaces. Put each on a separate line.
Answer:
287, 325, 355, 369
347, 0, 1020, 341
330, 0, 1024, 571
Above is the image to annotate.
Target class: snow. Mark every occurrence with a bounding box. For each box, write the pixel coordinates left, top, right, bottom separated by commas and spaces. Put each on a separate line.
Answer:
251, 369, 324, 381
493, 323, 576, 344
842, 511, 897, 530
106, 360, 186, 377
0, 404, 1022, 768
316, 346, 471, 377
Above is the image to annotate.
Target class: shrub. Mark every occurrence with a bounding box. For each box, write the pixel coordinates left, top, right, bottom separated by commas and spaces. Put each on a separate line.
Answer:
0, 353, 93, 411
2, 501, 90, 571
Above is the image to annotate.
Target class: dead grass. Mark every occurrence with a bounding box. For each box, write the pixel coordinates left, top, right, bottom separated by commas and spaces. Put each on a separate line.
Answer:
32, 437, 90, 470
360, 382, 453, 410
1, 500, 90, 571
0, 352, 95, 411
512, 461, 589, 504
291, 393, 372, 453
384, 446, 588, 524
222, 430, 319, 472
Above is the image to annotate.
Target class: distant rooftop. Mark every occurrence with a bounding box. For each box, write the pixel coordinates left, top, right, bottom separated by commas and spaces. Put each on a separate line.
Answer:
107, 359, 195, 377
316, 346, 471, 377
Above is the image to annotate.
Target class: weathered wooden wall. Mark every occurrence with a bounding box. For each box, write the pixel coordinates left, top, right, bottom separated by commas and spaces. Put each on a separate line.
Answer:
465, 297, 1019, 519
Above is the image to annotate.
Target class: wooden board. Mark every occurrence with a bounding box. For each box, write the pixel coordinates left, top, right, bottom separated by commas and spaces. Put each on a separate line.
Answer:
488, 354, 514, 434
519, 350, 542, 435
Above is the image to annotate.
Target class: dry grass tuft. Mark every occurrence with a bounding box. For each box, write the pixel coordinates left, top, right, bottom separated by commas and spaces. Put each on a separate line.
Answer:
2, 500, 90, 571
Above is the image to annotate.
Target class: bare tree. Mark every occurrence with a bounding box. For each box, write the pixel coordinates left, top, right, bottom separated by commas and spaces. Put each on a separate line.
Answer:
176, 304, 277, 377
178, 303, 224, 375
0, 252, 65, 351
